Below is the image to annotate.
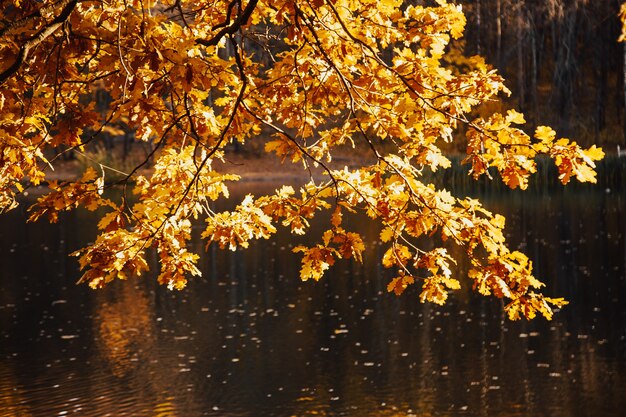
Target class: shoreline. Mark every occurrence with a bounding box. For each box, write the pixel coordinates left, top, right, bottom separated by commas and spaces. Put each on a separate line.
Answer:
40, 150, 372, 184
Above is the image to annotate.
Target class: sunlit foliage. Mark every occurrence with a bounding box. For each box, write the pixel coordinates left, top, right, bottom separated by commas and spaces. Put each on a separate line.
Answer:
1, 0, 603, 319
619, 2, 626, 41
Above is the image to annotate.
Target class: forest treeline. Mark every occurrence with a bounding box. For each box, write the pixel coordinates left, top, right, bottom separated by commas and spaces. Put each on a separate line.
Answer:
460, 0, 624, 149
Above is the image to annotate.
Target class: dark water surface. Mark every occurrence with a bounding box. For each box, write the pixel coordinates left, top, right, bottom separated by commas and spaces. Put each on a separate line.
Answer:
0, 181, 625, 416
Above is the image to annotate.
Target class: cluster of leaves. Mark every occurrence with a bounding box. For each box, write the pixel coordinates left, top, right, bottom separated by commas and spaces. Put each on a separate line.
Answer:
1, 0, 603, 319
465, 112, 604, 189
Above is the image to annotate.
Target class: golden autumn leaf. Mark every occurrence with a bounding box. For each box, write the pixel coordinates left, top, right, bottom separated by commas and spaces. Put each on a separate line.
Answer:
379, 227, 395, 243
293, 245, 336, 281
330, 206, 343, 228
387, 274, 415, 296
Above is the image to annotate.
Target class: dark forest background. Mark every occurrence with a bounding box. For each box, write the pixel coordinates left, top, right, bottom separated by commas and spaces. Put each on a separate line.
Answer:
460, 0, 625, 151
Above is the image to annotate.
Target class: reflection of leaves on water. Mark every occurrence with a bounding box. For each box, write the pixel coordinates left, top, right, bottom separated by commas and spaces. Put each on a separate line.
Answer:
95, 285, 152, 378
153, 398, 177, 417
0, 362, 31, 416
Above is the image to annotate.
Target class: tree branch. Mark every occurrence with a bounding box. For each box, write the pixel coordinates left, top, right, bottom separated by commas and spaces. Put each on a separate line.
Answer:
196, 0, 258, 47
0, 0, 77, 86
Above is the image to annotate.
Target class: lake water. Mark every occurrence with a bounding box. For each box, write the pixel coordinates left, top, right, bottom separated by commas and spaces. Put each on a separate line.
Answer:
0, 174, 625, 416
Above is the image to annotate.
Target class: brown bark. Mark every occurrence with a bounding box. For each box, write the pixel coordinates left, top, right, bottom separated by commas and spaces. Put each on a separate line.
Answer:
496, 0, 502, 69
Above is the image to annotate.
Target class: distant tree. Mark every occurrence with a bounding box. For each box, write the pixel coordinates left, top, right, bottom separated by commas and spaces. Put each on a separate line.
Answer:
1, 0, 603, 320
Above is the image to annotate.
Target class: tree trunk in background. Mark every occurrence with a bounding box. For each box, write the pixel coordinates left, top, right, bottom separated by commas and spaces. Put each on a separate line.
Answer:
476, 0, 482, 55
516, 1, 525, 111
595, 24, 608, 134
496, 0, 502, 69
529, 15, 538, 123
623, 41, 626, 143
553, 4, 577, 136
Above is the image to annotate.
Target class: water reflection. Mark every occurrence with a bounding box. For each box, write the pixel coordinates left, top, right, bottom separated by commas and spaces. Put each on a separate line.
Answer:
0, 182, 624, 416
94, 284, 154, 378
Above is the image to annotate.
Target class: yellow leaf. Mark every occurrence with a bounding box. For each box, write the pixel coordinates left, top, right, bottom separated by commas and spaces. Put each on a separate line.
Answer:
382, 244, 412, 268
379, 227, 394, 243
81, 167, 98, 182
534, 126, 556, 143
331, 206, 342, 227
505, 109, 525, 125
387, 274, 415, 296
490, 214, 505, 229
582, 145, 604, 163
